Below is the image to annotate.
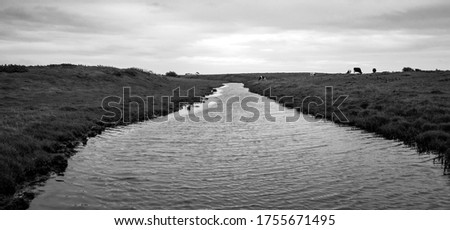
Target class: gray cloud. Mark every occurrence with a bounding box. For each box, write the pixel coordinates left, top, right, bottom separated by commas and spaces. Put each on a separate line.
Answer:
155, 0, 450, 32
358, 2, 450, 32
0, 0, 449, 73
0, 6, 100, 33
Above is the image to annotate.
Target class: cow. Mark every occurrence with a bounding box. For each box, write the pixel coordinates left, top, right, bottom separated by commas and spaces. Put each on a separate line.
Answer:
258, 75, 266, 81
310, 72, 315, 77
346, 70, 351, 74
354, 67, 362, 74
372, 68, 377, 74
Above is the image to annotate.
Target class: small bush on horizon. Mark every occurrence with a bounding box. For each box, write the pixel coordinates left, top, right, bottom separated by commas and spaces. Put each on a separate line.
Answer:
47, 63, 89, 68
122, 68, 138, 76
402, 67, 415, 72
60, 63, 77, 68
127, 67, 154, 75
166, 71, 178, 77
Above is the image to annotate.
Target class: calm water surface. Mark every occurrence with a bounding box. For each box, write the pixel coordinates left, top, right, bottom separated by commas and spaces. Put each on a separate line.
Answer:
30, 83, 450, 209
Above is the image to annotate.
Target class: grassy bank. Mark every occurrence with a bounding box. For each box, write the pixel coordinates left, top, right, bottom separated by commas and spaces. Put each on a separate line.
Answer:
0, 64, 223, 209
194, 71, 450, 173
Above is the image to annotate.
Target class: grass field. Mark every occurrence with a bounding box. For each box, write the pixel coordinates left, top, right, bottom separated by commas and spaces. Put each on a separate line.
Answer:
0, 65, 222, 209
194, 71, 450, 173
2, 66, 449, 209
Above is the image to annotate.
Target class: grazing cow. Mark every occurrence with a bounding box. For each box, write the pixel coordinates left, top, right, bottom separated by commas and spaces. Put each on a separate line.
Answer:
372, 68, 377, 74
353, 67, 362, 74
310, 72, 315, 77
258, 75, 266, 81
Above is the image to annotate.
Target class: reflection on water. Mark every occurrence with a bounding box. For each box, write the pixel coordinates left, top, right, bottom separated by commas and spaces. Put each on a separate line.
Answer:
30, 83, 450, 209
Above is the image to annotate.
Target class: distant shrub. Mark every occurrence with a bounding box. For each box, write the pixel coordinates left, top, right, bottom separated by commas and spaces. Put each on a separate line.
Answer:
0, 64, 28, 73
415, 68, 422, 72
60, 63, 77, 68
165, 71, 178, 77
48, 64, 61, 68
129, 67, 154, 74
402, 67, 415, 72
122, 68, 137, 76
105, 67, 154, 77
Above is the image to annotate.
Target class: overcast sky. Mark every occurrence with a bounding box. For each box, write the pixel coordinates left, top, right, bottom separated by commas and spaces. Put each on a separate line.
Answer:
0, 0, 449, 74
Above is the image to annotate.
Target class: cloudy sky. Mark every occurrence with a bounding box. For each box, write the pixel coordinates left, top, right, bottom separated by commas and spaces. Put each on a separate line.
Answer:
0, 0, 449, 74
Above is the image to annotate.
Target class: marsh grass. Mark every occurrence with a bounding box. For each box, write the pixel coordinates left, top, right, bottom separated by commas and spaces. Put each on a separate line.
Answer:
0, 64, 222, 209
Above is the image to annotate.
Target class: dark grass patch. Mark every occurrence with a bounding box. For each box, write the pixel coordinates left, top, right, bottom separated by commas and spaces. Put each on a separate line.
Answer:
416, 131, 450, 153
